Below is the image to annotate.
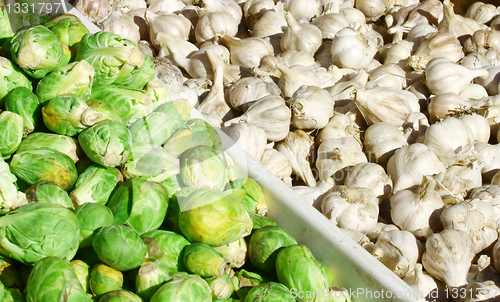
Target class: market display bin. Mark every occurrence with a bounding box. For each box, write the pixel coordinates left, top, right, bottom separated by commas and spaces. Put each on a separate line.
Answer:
5, 2, 421, 301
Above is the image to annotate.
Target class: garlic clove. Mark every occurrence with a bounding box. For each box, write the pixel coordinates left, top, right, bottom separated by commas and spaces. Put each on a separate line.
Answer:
259, 148, 293, 186
365, 222, 400, 242
276, 130, 316, 187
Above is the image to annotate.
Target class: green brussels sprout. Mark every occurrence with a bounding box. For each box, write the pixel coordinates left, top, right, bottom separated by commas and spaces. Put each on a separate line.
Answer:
227, 178, 267, 215
9, 25, 68, 79
99, 290, 143, 302
92, 225, 147, 271
0, 203, 79, 264
89, 85, 153, 125
135, 260, 172, 301
127, 54, 156, 90
70, 165, 122, 206
244, 282, 294, 302
76, 32, 145, 87
0, 255, 22, 288
107, 178, 169, 235
145, 80, 170, 110
121, 144, 179, 183
4, 87, 40, 135
163, 118, 222, 157
71, 259, 92, 293
248, 226, 297, 272
9, 149, 78, 190
36, 60, 95, 104
86, 99, 122, 123
249, 214, 277, 231
25, 257, 93, 302
237, 269, 267, 288
0, 180, 25, 215
160, 175, 182, 199
183, 243, 228, 278
16, 132, 81, 162
275, 245, 333, 302
0, 3, 13, 40
78, 120, 133, 167
179, 189, 253, 247
47, 17, 90, 48
25, 181, 74, 209
90, 264, 124, 298
0, 111, 23, 158
213, 238, 247, 269
150, 274, 212, 302
74, 203, 114, 248
179, 146, 228, 191
142, 230, 191, 273
1, 287, 24, 302
42, 94, 100, 136
206, 273, 235, 301
0, 57, 32, 104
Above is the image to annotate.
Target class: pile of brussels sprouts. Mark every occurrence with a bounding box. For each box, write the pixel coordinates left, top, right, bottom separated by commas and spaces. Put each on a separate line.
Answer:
0, 13, 350, 302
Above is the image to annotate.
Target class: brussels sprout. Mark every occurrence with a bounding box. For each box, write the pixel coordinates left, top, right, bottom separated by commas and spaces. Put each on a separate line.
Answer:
89, 85, 153, 125
70, 165, 122, 206
90, 264, 124, 298
86, 99, 122, 123
248, 226, 297, 272
127, 54, 156, 90
179, 189, 253, 247
9, 149, 78, 190
160, 175, 182, 199
16, 132, 81, 162
0, 255, 22, 288
9, 25, 68, 79
206, 273, 235, 300
183, 243, 228, 278
213, 238, 247, 269
76, 32, 145, 87
227, 179, 268, 215
163, 118, 222, 157
142, 230, 191, 273
0, 157, 15, 183
237, 269, 267, 289
121, 144, 179, 183
150, 274, 212, 302
249, 214, 277, 230
42, 94, 100, 136
71, 259, 92, 293
25, 257, 93, 302
2, 287, 24, 302
135, 261, 172, 301
25, 181, 74, 209
78, 120, 133, 167
4, 87, 40, 135
0, 57, 32, 103
0, 178, 25, 215
0, 3, 13, 40
74, 203, 114, 248
99, 290, 143, 302
107, 178, 169, 235
145, 80, 170, 110
179, 146, 228, 191
275, 245, 333, 302
0, 203, 79, 264
92, 225, 147, 271
36, 60, 95, 104
0, 111, 23, 158
47, 17, 90, 48
244, 282, 294, 302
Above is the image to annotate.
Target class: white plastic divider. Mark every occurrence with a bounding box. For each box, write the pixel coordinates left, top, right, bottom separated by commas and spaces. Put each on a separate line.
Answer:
67, 6, 417, 301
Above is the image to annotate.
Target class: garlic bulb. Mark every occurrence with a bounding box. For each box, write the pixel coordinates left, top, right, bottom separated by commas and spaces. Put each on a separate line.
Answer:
354, 0, 390, 20
321, 185, 379, 233
282, 0, 321, 21
344, 162, 392, 202
276, 130, 316, 187
387, 0, 443, 37
469, 185, 500, 226
316, 137, 367, 182
224, 95, 291, 141
404, 112, 430, 144
156, 33, 199, 65
328, 70, 368, 102
387, 143, 447, 193
390, 176, 444, 239
341, 228, 371, 246
373, 230, 422, 278
409, 31, 464, 71
461, 51, 492, 69
195, 11, 238, 43
137, 40, 155, 59
438, 0, 487, 44
405, 23, 438, 51
74, 0, 111, 23
280, 13, 322, 56
228, 77, 281, 112
243, 0, 275, 29
152, 57, 184, 94
312, 11, 349, 40
286, 85, 334, 130
99, 10, 140, 44
458, 114, 490, 143
251, 9, 287, 39
464, 29, 500, 55
366, 64, 406, 89
475, 66, 500, 96
422, 229, 475, 288
276, 64, 322, 98
221, 122, 267, 160
293, 177, 335, 209
330, 27, 379, 70
259, 148, 293, 186
403, 264, 442, 302
339, 8, 367, 30
366, 222, 400, 242
353, 87, 415, 126
221, 36, 274, 69
382, 40, 414, 67
428, 93, 484, 122
466, 2, 498, 24
441, 199, 497, 254
146, 12, 192, 49
363, 122, 410, 165
316, 112, 361, 147
434, 163, 483, 202
202, 0, 242, 24
147, 0, 186, 13
462, 281, 500, 302
276, 50, 318, 68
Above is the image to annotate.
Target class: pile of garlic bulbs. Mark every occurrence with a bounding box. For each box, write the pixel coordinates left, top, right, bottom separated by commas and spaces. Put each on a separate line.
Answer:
73, 0, 500, 299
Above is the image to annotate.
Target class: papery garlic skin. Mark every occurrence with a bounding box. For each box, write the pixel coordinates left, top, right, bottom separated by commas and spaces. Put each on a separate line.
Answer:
321, 185, 379, 233
147, 0, 186, 13
422, 229, 475, 288
344, 162, 392, 202
316, 137, 367, 182
277, 64, 322, 98
282, 0, 321, 22
434, 163, 483, 202
99, 11, 140, 44
428, 93, 484, 122
74, 0, 111, 23
276, 130, 316, 187
366, 64, 406, 90
458, 114, 490, 143
286, 85, 334, 130
221, 122, 267, 160
152, 57, 184, 94
280, 13, 322, 56
316, 112, 362, 147
195, 11, 238, 43
330, 27, 379, 70
228, 77, 281, 112
466, 2, 498, 24
259, 148, 293, 186
202, 0, 243, 24
409, 31, 464, 71
312, 12, 350, 40
363, 122, 409, 165
221, 36, 274, 69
